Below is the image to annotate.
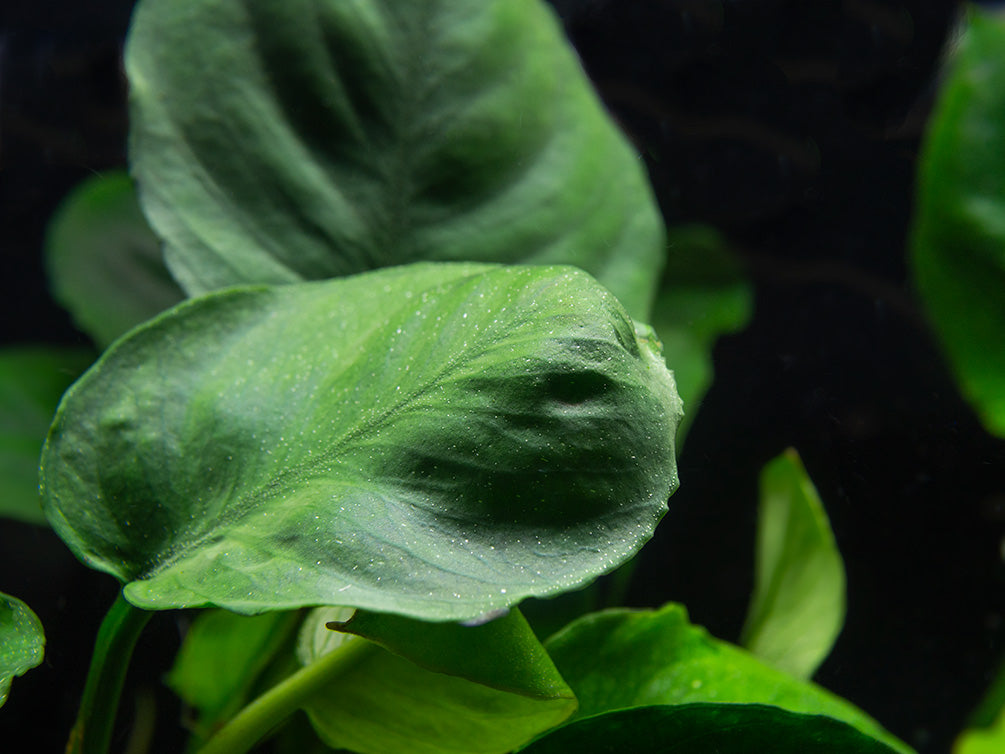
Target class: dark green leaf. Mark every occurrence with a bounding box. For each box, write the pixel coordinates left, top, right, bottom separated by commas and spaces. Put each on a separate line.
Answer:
41, 263, 682, 621
651, 225, 752, 440
168, 609, 300, 741
911, 9, 1005, 437
740, 448, 845, 679
544, 603, 909, 753
45, 170, 184, 348
519, 703, 904, 754
126, 0, 665, 320
297, 607, 576, 754
0, 591, 45, 708
0, 347, 92, 525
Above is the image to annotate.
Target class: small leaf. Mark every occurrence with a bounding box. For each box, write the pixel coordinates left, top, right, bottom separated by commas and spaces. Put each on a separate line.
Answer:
126, 0, 665, 320
0, 347, 92, 525
956, 709, 1005, 754
0, 591, 45, 708
911, 8, 1005, 438
41, 263, 682, 621
740, 448, 845, 679
651, 225, 752, 441
167, 609, 300, 741
544, 603, 909, 753
45, 170, 184, 348
298, 608, 576, 754
519, 703, 905, 754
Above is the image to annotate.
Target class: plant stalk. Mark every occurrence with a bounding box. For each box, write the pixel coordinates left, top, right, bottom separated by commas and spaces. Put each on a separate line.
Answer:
67, 591, 153, 754
196, 636, 376, 754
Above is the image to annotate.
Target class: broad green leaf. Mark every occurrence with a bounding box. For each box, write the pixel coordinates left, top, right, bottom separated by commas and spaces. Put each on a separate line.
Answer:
0, 591, 45, 708
41, 263, 682, 621
544, 603, 909, 753
297, 607, 576, 754
45, 170, 184, 348
126, 0, 665, 321
519, 703, 903, 754
651, 225, 752, 441
0, 347, 92, 525
911, 8, 1005, 438
168, 609, 300, 741
740, 448, 845, 679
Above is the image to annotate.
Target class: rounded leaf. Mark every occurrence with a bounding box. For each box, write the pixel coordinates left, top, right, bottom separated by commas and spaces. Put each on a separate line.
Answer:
126, 0, 665, 320
41, 263, 681, 621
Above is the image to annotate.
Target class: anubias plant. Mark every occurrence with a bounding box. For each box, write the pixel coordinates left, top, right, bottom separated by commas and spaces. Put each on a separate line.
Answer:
5, 0, 1002, 753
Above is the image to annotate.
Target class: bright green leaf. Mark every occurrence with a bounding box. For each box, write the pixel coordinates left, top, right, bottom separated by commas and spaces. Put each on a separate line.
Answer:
0, 347, 92, 525
651, 225, 752, 441
297, 607, 576, 754
0, 591, 45, 708
167, 609, 300, 741
544, 603, 910, 753
740, 448, 845, 679
126, 0, 665, 321
911, 8, 1005, 438
41, 263, 682, 621
519, 703, 904, 754
956, 708, 1005, 754
45, 170, 184, 348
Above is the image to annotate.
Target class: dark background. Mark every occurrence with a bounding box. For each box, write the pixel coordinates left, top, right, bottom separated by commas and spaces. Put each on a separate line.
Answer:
2, 0, 1004, 752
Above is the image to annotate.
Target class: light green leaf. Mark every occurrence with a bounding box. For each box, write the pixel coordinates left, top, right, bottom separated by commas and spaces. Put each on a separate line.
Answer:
740, 448, 845, 679
911, 8, 1005, 438
41, 263, 682, 621
544, 603, 910, 753
126, 0, 665, 321
45, 170, 184, 348
0, 347, 92, 525
297, 608, 576, 754
519, 703, 904, 754
956, 709, 1005, 754
167, 609, 300, 741
651, 225, 752, 441
0, 591, 45, 708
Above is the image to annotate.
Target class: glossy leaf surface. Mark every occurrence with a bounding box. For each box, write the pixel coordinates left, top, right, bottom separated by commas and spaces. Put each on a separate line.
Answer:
0, 347, 92, 525
544, 603, 908, 753
126, 0, 665, 320
168, 609, 299, 739
0, 591, 45, 708
45, 170, 184, 348
41, 263, 681, 621
651, 225, 752, 440
912, 9, 1005, 437
740, 449, 845, 679
299, 607, 576, 754
520, 703, 903, 754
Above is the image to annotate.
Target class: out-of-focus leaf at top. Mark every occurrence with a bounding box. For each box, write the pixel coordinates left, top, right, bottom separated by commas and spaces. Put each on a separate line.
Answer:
0, 591, 45, 709
0, 347, 92, 525
45, 170, 184, 348
740, 449, 846, 679
651, 225, 752, 441
41, 263, 682, 622
127, 0, 665, 321
912, 8, 1005, 437
296, 608, 576, 754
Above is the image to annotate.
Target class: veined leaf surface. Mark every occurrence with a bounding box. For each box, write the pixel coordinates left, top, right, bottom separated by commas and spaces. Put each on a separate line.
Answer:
544, 603, 908, 753
41, 263, 681, 621
0, 591, 44, 708
127, 0, 665, 320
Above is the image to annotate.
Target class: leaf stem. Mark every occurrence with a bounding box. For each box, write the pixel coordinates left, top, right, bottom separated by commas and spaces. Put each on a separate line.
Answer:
196, 636, 376, 754
67, 591, 153, 754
